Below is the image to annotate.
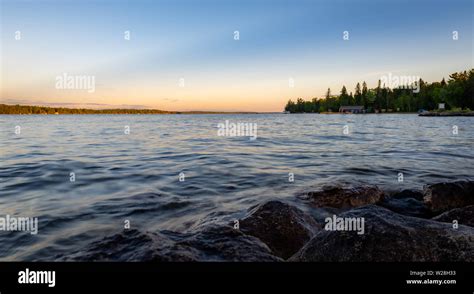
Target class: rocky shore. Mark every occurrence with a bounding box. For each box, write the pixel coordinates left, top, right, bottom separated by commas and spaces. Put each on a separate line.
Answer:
419, 111, 474, 116
62, 180, 474, 262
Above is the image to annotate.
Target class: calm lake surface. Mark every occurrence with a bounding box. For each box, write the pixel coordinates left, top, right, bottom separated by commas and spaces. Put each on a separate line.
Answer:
0, 114, 473, 261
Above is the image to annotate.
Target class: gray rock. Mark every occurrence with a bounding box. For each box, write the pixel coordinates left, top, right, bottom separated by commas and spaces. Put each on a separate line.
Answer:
290, 205, 474, 262
378, 197, 431, 218
432, 205, 474, 227
239, 200, 320, 259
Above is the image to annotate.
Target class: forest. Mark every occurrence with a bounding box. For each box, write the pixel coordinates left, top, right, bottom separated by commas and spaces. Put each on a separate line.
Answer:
284, 69, 474, 113
0, 105, 175, 115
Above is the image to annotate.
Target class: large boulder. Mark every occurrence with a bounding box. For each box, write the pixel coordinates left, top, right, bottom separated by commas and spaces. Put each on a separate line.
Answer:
432, 205, 474, 227
302, 185, 384, 208
239, 200, 320, 259
378, 197, 431, 218
290, 205, 474, 262
62, 225, 282, 262
423, 181, 474, 213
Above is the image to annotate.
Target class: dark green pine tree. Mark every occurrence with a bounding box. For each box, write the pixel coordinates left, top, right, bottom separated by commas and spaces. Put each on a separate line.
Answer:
354, 82, 362, 105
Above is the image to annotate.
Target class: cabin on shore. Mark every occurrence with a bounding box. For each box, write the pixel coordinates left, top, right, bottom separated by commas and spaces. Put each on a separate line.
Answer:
339, 106, 365, 114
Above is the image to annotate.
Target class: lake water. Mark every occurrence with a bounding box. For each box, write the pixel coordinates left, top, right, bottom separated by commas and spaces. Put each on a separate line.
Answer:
0, 114, 473, 261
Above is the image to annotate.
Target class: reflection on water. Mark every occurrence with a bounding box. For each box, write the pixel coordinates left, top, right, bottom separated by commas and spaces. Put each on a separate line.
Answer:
0, 114, 473, 260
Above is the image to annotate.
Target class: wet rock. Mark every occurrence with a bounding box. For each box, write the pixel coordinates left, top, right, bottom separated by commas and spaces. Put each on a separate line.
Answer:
174, 225, 282, 261
390, 189, 424, 201
63, 226, 282, 262
290, 205, 474, 262
423, 181, 474, 213
303, 185, 384, 208
306, 207, 343, 226
432, 205, 474, 227
239, 200, 320, 259
378, 197, 431, 218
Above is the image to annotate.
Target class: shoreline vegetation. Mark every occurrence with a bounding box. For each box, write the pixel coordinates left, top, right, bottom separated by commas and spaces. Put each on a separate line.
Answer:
284, 69, 474, 115
0, 104, 258, 115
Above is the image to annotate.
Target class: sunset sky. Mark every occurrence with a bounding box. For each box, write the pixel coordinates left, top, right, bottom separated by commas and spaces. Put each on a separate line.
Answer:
1, 0, 472, 112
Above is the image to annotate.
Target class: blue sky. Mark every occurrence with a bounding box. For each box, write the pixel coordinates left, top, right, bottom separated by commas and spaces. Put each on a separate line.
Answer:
1, 0, 472, 111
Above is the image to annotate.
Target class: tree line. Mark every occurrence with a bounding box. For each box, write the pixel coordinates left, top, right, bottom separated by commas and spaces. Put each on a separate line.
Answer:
284, 69, 474, 113
0, 104, 257, 115
0, 104, 175, 115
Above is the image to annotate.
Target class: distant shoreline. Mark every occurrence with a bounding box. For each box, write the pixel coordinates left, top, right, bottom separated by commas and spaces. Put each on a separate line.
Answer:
2, 104, 473, 116
0, 104, 261, 115
418, 111, 474, 117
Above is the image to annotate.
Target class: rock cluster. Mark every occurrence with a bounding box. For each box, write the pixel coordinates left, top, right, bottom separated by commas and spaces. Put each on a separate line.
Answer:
65, 180, 474, 262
